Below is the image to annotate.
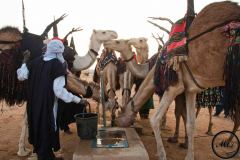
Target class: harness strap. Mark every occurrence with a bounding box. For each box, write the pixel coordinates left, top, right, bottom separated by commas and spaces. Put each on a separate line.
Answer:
123, 55, 134, 62
188, 18, 240, 43
183, 61, 205, 90
90, 49, 99, 56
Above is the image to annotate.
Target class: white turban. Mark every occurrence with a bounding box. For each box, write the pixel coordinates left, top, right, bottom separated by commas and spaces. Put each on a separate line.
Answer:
44, 39, 65, 63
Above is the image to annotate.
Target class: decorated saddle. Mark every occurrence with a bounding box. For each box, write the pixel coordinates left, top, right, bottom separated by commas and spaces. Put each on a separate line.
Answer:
99, 51, 118, 70
154, 17, 189, 96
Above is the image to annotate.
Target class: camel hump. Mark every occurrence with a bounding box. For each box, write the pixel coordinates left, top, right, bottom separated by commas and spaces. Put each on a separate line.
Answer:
0, 26, 22, 42
189, 1, 240, 38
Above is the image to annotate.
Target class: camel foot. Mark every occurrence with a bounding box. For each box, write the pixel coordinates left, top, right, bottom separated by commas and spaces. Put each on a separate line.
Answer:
206, 131, 214, 136
157, 151, 167, 160
17, 148, 31, 157
27, 157, 37, 160
167, 137, 178, 143
184, 154, 194, 160
54, 148, 64, 157
179, 142, 188, 149
27, 152, 37, 160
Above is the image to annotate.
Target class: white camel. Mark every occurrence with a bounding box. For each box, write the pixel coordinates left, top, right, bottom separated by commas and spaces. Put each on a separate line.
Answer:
73, 30, 118, 71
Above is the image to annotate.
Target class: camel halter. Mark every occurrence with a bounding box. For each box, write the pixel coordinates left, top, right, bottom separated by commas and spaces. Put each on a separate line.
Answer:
89, 49, 98, 56
123, 55, 135, 62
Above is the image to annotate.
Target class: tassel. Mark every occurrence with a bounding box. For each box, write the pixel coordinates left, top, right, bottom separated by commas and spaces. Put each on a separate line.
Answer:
224, 31, 240, 124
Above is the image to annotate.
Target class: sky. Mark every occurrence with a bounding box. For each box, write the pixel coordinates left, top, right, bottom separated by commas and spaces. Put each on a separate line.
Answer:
1, 0, 240, 69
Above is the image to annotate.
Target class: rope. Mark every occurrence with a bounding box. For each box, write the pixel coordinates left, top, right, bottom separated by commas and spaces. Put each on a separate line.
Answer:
183, 61, 205, 90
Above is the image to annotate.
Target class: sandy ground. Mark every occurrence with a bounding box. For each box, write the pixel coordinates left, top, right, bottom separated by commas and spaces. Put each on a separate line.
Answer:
0, 73, 239, 160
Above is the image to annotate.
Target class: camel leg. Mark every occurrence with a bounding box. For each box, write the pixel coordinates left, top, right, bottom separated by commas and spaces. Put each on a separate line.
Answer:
232, 122, 240, 157
150, 83, 184, 160
167, 107, 180, 143
179, 100, 188, 149
168, 93, 186, 144
167, 98, 181, 143
206, 107, 214, 136
116, 66, 156, 127
17, 108, 31, 157
185, 91, 197, 160
195, 106, 201, 118
228, 121, 240, 142
161, 111, 167, 130
158, 96, 167, 130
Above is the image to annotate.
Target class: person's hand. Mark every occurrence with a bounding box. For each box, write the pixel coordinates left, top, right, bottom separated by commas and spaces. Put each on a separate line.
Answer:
79, 98, 88, 106
22, 50, 31, 63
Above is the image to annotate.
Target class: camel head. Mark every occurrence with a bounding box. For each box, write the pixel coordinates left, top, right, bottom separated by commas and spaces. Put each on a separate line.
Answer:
91, 29, 118, 44
128, 37, 149, 63
104, 39, 133, 60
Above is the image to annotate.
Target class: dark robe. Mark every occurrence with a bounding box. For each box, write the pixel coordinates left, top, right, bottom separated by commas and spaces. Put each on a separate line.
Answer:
27, 57, 66, 159
58, 96, 85, 131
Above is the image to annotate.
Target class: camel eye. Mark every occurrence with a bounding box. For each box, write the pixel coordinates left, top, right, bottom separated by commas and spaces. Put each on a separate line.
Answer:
140, 39, 143, 42
116, 41, 120, 44
102, 31, 106, 34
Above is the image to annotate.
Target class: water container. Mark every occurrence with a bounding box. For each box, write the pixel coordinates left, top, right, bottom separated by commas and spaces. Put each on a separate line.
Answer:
74, 113, 98, 139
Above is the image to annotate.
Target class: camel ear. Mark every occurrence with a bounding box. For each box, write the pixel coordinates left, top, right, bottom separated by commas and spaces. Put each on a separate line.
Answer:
93, 29, 96, 33
125, 40, 129, 44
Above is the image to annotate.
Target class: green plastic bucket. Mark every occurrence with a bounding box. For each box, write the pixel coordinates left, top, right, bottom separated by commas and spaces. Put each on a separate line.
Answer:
74, 113, 98, 139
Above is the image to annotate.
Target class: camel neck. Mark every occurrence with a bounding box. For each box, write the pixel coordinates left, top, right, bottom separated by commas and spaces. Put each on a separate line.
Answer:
122, 48, 134, 61
89, 37, 101, 52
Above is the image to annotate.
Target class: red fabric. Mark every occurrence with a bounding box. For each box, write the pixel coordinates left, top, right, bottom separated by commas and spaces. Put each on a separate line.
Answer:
167, 18, 187, 54
169, 20, 186, 36
167, 38, 186, 53
133, 53, 137, 62
52, 37, 64, 43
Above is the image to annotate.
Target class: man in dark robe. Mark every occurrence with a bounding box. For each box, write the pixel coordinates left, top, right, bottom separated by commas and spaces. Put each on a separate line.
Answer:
17, 39, 87, 160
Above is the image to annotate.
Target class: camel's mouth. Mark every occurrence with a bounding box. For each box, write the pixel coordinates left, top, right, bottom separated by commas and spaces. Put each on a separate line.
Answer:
110, 33, 118, 39
115, 114, 134, 127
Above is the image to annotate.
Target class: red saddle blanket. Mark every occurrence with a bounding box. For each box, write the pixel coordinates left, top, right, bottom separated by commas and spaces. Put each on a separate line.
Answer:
166, 18, 187, 57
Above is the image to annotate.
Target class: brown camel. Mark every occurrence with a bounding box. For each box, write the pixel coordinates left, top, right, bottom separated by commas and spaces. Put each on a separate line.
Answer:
93, 48, 120, 125
104, 38, 188, 147
120, 37, 149, 109
113, 2, 240, 160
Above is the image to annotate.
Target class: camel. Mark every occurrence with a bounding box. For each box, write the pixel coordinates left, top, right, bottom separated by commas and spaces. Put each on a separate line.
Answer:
116, 38, 148, 110
129, 38, 187, 146
92, 49, 121, 126
114, 1, 240, 160
110, 37, 213, 148
118, 37, 149, 110
104, 38, 187, 146
149, 14, 216, 137
72, 30, 118, 71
